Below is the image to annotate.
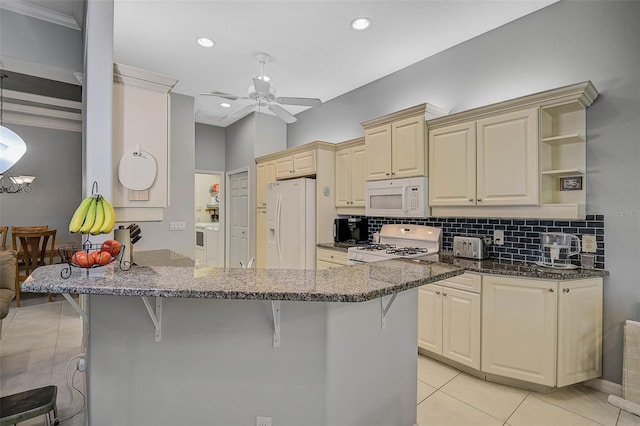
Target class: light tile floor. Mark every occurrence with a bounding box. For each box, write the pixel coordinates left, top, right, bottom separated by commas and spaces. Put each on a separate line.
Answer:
2, 297, 639, 426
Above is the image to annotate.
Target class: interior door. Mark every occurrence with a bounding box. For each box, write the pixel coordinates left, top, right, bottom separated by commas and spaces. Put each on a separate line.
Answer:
228, 171, 249, 268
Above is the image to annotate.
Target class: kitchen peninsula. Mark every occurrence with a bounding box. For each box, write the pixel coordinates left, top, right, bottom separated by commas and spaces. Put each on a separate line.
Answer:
21, 250, 464, 426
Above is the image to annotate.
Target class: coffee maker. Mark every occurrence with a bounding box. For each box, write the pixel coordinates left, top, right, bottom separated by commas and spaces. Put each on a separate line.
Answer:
334, 217, 368, 243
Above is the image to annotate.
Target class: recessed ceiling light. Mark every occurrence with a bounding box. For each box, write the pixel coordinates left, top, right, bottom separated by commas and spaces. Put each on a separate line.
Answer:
197, 37, 215, 48
350, 17, 371, 31
220, 102, 231, 108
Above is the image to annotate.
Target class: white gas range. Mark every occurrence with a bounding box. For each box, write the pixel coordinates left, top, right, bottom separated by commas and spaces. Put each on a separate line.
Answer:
347, 224, 441, 264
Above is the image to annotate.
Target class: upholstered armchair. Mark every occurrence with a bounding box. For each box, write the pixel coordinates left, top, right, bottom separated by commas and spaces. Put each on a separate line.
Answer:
0, 250, 17, 339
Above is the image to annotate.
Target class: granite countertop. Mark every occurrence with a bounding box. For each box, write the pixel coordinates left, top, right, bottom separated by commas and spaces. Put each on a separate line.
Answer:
437, 252, 609, 280
21, 250, 464, 302
316, 242, 359, 253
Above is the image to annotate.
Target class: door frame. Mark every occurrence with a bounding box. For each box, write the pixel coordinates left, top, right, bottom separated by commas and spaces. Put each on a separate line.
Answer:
195, 169, 225, 267
225, 166, 251, 268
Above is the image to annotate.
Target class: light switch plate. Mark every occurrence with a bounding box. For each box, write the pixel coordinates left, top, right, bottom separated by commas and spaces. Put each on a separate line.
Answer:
169, 221, 186, 231
583, 235, 597, 253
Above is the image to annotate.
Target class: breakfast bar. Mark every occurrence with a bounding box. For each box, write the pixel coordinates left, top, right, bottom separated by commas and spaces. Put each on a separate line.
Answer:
21, 250, 464, 426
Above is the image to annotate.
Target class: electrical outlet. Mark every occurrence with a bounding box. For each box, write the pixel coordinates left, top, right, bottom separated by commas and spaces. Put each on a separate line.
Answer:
256, 416, 272, 426
169, 221, 186, 231
583, 235, 597, 253
493, 230, 504, 246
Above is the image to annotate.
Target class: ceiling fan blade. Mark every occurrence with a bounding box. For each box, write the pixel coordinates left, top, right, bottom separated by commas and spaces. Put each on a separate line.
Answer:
275, 97, 322, 107
197, 90, 240, 101
252, 78, 270, 96
268, 104, 297, 124
221, 103, 256, 120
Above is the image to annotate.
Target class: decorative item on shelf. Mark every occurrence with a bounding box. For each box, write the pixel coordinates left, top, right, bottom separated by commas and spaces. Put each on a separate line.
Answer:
0, 172, 35, 193
58, 239, 130, 279
560, 176, 583, 191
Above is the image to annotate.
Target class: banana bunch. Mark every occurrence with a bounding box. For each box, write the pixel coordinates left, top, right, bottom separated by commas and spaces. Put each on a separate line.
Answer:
69, 195, 116, 234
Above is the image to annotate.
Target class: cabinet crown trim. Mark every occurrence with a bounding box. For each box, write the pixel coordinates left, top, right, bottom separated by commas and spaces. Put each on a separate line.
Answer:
255, 140, 335, 163
361, 103, 427, 129
336, 137, 365, 150
113, 63, 178, 93
427, 81, 598, 130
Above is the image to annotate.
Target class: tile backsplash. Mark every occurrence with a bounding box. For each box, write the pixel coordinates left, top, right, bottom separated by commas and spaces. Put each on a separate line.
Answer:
363, 215, 605, 269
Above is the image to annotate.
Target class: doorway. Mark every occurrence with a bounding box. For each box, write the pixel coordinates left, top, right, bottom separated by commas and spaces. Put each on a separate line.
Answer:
226, 168, 249, 268
194, 170, 224, 267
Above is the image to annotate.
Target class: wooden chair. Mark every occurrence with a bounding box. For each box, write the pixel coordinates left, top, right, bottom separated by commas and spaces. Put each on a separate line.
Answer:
13, 229, 56, 307
0, 226, 7, 251
10, 225, 48, 252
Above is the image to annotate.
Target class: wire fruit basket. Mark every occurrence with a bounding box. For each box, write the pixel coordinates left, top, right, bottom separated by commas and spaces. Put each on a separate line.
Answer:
58, 242, 131, 279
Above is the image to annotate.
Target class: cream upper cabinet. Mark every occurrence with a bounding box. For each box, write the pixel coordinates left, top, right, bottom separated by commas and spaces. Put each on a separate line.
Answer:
256, 160, 276, 209
429, 107, 538, 207
427, 82, 597, 219
391, 115, 427, 179
482, 275, 602, 387
275, 149, 316, 179
418, 273, 481, 370
429, 121, 476, 206
362, 104, 428, 181
476, 108, 539, 206
364, 124, 392, 180
335, 138, 366, 209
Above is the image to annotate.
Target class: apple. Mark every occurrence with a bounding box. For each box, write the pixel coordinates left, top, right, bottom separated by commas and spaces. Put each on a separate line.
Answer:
100, 240, 122, 257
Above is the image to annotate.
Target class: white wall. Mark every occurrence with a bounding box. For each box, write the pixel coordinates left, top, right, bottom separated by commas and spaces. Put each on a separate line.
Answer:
195, 123, 225, 171
0, 9, 83, 84
133, 93, 195, 258
0, 124, 82, 244
289, 1, 640, 384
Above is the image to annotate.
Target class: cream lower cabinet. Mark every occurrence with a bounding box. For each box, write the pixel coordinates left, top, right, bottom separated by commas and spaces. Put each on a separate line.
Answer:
335, 138, 366, 209
482, 275, 602, 387
316, 248, 349, 270
429, 107, 538, 207
418, 273, 481, 369
255, 208, 267, 268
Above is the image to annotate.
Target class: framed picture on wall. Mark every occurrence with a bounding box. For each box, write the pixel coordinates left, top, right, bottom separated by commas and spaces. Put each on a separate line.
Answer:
560, 176, 583, 191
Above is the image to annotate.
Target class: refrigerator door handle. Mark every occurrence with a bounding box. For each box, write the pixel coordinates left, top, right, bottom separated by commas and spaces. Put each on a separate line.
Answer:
276, 193, 282, 264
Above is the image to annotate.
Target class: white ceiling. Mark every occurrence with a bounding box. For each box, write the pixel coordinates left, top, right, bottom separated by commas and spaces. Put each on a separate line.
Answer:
9, 0, 557, 127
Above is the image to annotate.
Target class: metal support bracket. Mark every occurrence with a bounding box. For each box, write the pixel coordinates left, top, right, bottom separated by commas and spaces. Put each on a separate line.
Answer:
271, 301, 281, 347
62, 293, 88, 322
141, 297, 163, 342
380, 293, 398, 329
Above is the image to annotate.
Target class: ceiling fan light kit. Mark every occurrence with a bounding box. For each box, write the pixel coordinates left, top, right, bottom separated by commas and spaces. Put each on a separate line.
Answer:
199, 52, 322, 124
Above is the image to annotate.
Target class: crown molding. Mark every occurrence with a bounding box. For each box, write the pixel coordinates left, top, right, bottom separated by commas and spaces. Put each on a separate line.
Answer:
0, 0, 81, 31
2, 89, 82, 133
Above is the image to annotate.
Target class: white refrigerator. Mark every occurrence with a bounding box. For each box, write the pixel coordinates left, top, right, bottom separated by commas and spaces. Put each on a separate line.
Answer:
266, 178, 316, 269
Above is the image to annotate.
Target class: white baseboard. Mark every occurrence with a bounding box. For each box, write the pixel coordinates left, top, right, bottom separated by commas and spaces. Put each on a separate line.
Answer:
584, 378, 622, 396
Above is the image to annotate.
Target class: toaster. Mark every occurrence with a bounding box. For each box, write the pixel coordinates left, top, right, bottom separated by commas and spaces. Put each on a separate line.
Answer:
453, 235, 490, 260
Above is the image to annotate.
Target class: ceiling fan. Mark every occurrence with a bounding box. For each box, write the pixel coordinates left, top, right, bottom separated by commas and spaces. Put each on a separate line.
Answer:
199, 52, 322, 124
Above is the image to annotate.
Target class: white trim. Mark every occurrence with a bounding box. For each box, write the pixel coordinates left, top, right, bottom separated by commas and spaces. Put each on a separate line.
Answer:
0, 0, 81, 31
3, 111, 81, 132
4, 89, 82, 110
5, 102, 82, 121
583, 378, 623, 396
0, 55, 81, 85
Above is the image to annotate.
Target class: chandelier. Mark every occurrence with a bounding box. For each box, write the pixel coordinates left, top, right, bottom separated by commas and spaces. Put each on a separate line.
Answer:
1, 72, 33, 193
0, 171, 35, 193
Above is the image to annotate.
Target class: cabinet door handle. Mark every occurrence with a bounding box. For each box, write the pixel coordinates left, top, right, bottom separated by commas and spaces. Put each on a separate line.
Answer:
468, 198, 474, 202
563, 288, 570, 293
548, 288, 555, 293
386, 173, 390, 176
477, 199, 483, 202
442, 292, 447, 296
435, 291, 441, 295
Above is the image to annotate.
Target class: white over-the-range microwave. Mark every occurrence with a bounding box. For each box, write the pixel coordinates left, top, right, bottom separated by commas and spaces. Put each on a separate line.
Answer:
365, 176, 428, 218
